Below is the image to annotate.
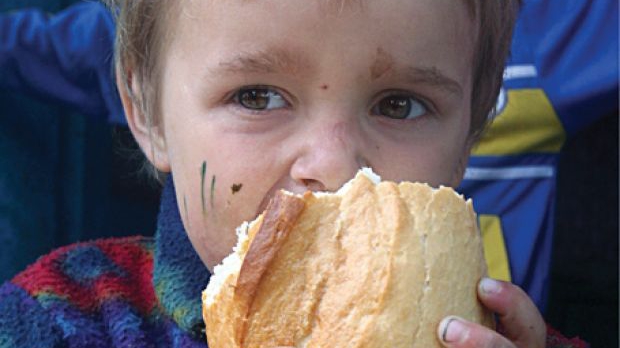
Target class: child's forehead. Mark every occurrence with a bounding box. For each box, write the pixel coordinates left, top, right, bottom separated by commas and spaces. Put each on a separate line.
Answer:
176, 0, 473, 21
172, 0, 475, 44
164, 0, 476, 92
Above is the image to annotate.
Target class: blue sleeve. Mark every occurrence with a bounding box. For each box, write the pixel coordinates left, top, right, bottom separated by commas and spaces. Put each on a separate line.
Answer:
0, 282, 61, 348
516, 0, 618, 136
0, 1, 125, 125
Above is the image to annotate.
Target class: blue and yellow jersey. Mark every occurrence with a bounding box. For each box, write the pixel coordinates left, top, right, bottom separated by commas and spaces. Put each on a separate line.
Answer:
458, 0, 618, 311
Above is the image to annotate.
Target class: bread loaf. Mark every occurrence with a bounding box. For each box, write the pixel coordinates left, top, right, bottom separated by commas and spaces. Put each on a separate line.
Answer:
203, 168, 493, 348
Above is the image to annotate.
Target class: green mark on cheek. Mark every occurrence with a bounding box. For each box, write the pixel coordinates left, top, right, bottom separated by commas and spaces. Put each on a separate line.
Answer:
201, 161, 207, 215
183, 195, 190, 230
210, 175, 216, 208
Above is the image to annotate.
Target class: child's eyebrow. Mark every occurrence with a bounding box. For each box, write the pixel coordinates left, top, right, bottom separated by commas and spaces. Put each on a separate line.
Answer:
205, 47, 463, 98
208, 47, 312, 77
392, 66, 464, 98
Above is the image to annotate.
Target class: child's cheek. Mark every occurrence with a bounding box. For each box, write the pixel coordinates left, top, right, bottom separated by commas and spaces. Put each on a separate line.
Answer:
181, 160, 258, 268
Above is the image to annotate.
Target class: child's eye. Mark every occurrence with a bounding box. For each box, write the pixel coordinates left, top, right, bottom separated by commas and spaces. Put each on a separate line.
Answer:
234, 87, 287, 110
371, 94, 427, 120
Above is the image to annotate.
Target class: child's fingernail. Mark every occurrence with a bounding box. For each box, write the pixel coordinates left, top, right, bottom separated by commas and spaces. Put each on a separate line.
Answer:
480, 277, 501, 294
439, 316, 467, 343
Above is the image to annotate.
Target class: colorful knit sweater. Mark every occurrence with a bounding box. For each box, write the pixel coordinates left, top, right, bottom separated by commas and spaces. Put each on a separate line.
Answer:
0, 177, 588, 347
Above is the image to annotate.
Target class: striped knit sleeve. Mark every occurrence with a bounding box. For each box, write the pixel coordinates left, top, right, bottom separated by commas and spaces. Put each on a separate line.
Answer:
0, 281, 61, 348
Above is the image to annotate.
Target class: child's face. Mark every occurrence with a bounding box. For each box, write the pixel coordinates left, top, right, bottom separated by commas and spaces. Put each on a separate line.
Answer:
141, 0, 476, 269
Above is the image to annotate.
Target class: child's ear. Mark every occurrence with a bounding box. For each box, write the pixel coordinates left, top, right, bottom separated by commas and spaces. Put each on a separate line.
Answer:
117, 68, 171, 172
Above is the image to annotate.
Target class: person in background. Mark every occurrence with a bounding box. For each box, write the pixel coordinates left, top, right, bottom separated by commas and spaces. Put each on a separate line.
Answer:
457, 0, 618, 313
0, 1, 122, 124
0, 1, 139, 283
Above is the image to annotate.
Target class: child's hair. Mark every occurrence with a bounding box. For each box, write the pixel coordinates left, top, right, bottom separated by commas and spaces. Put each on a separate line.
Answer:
105, 0, 521, 179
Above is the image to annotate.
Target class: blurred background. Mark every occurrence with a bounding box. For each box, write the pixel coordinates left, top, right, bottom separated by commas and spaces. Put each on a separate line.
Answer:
0, 0, 160, 282
0, 1, 617, 347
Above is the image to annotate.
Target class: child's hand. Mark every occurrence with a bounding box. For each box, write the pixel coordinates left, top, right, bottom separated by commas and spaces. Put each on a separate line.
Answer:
438, 278, 546, 348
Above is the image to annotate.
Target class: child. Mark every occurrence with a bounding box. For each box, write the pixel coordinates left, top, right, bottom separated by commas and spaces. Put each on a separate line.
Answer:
0, 0, 588, 347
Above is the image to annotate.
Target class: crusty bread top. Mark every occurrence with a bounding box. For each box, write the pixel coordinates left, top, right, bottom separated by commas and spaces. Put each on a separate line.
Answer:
203, 169, 492, 348
233, 192, 306, 345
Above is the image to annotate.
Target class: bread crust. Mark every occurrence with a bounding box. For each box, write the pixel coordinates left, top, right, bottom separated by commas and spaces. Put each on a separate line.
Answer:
234, 192, 306, 345
203, 172, 493, 348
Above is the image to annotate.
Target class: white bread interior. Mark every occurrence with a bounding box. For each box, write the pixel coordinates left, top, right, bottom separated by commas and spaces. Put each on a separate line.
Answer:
202, 168, 493, 348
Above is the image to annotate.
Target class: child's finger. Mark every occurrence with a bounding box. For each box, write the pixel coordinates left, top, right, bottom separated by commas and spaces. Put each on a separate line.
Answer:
477, 278, 546, 348
437, 316, 516, 348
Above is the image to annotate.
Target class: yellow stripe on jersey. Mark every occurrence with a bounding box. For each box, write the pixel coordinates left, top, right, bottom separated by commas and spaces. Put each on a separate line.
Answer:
479, 215, 512, 282
472, 89, 566, 155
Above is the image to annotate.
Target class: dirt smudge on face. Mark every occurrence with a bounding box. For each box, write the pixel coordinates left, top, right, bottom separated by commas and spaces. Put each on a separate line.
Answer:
370, 47, 394, 80
231, 183, 243, 194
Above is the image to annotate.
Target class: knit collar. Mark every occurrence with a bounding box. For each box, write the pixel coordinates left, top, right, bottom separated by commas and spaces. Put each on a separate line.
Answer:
153, 175, 211, 336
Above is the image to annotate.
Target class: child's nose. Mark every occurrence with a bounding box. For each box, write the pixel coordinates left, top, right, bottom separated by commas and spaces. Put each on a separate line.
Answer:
289, 120, 369, 192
